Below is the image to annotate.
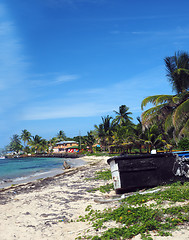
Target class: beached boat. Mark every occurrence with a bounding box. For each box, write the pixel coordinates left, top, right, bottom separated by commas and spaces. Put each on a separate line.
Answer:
173, 150, 189, 158
107, 152, 189, 194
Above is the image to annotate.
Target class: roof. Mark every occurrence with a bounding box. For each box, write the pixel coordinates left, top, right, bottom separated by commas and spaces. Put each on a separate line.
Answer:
67, 146, 79, 149
56, 141, 78, 145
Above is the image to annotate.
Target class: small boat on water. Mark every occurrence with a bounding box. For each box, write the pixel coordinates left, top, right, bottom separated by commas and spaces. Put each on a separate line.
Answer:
108, 152, 189, 194
0, 156, 5, 159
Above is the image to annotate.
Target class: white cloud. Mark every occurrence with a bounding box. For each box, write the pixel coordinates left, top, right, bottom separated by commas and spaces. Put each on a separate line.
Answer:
131, 27, 189, 39
27, 73, 80, 89
55, 74, 79, 83
0, 21, 27, 90
0, 4, 28, 132
22, 65, 172, 121
22, 102, 111, 120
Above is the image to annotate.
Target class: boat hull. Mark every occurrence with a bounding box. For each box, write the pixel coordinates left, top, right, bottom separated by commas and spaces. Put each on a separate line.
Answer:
107, 153, 189, 194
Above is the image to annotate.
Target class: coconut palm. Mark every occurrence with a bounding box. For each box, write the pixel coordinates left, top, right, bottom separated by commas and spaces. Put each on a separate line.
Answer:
49, 137, 58, 152
132, 117, 146, 153
102, 115, 116, 151
94, 123, 106, 150
165, 51, 189, 94
85, 131, 95, 153
57, 130, 66, 141
141, 52, 189, 143
114, 105, 133, 126
29, 135, 43, 153
141, 88, 189, 143
8, 134, 23, 154
94, 115, 116, 151
38, 139, 48, 153
20, 129, 32, 147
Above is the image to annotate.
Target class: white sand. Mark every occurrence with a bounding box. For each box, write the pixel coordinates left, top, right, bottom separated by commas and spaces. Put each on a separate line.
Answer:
0, 156, 188, 240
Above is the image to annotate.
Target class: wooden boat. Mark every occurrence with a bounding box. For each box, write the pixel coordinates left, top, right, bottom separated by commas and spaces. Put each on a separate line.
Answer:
107, 152, 189, 194
173, 150, 189, 158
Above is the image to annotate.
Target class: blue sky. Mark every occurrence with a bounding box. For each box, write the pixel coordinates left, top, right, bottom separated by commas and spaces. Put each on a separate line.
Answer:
1, 0, 189, 147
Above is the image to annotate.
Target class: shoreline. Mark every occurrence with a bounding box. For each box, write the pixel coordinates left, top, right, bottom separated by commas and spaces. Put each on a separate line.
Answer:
5, 153, 85, 159
0, 156, 188, 240
0, 156, 87, 189
0, 156, 105, 193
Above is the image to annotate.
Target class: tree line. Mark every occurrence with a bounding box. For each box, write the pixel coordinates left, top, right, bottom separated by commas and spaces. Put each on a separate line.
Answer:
5, 51, 189, 154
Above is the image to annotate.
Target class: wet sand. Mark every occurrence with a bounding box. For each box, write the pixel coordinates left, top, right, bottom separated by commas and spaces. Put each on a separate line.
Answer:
0, 156, 188, 240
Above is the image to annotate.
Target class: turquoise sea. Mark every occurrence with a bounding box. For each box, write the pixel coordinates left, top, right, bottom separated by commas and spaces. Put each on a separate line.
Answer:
0, 157, 86, 188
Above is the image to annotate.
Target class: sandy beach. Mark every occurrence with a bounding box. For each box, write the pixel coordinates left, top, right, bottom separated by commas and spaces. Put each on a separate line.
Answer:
0, 156, 188, 240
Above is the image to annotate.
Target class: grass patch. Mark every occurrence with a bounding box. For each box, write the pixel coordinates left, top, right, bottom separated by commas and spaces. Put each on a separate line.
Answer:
86, 170, 112, 181
86, 170, 113, 193
123, 181, 189, 206
87, 183, 114, 193
77, 182, 189, 240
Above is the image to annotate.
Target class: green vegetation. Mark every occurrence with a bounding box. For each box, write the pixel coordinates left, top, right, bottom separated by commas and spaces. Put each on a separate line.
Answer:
8, 134, 23, 154
85, 170, 112, 181
85, 170, 113, 193
141, 51, 189, 145
93, 170, 112, 180
4, 51, 189, 155
76, 182, 189, 240
87, 183, 114, 193
178, 137, 189, 150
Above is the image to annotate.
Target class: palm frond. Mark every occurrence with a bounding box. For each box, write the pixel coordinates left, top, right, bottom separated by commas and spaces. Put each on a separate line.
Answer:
179, 119, 189, 138
164, 112, 174, 132
164, 55, 176, 82
142, 104, 167, 120
155, 95, 175, 105
172, 95, 180, 104
141, 105, 163, 128
165, 51, 189, 93
141, 95, 173, 110
173, 99, 189, 129
141, 95, 162, 110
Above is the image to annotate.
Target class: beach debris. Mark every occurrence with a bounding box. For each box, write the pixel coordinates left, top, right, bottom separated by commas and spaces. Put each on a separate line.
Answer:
59, 219, 64, 222
24, 212, 30, 215
172, 155, 189, 178
63, 161, 71, 169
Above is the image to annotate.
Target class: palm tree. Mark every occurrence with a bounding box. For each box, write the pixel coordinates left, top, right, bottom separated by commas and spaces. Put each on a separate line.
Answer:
94, 123, 106, 150
20, 129, 32, 147
114, 105, 133, 126
132, 117, 145, 153
85, 131, 95, 153
143, 125, 165, 153
102, 115, 116, 151
29, 135, 43, 153
49, 137, 58, 152
94, 115, 116, 151
141, 89, 189, 143
57, 130, 66, 142
8, 134, 23, 154
165, 51, 189, 94
141, 51, 189, 143
38, 139, 48, 153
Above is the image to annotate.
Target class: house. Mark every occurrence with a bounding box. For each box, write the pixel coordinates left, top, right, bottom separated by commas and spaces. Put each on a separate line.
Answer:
53, 141, 79, 153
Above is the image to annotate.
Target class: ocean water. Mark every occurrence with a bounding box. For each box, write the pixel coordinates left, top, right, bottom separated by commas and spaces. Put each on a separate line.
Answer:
0, 157, 86, 188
